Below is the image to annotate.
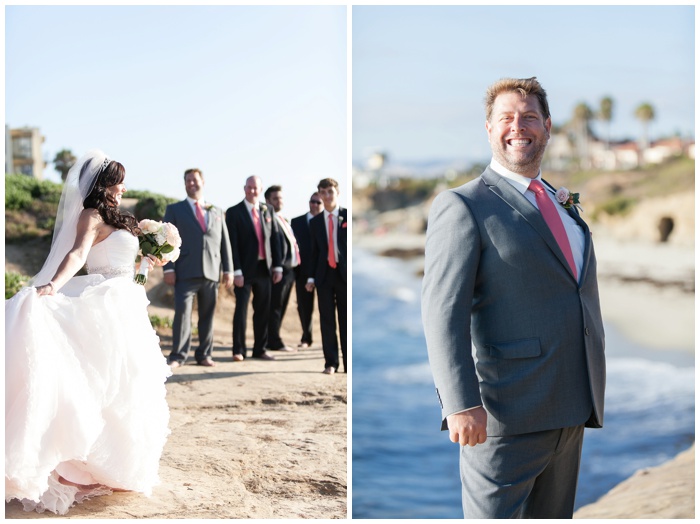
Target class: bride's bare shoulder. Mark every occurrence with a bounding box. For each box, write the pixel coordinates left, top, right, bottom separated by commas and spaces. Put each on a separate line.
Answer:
76, 209, 104, 237
79, 208, 102, 221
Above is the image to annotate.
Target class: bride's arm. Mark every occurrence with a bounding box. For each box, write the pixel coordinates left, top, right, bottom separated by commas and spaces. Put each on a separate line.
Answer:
36, 210, 102, 296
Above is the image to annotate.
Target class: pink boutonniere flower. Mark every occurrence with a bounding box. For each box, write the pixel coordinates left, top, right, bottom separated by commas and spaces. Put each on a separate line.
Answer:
555, 187, 583, 212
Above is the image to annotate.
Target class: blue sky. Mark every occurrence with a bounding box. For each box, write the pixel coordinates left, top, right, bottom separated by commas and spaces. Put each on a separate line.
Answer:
353, 5, 695, 167
6, 5, 347, 218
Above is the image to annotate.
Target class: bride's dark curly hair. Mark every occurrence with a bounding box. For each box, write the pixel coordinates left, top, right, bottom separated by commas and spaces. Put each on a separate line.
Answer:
82, 160, 140, 235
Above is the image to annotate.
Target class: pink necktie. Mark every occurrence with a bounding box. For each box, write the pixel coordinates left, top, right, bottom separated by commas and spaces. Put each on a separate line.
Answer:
327, 214, 337, 269
529, 180, 577, 279
252, 207, 265, 259
194, 201, 207, 232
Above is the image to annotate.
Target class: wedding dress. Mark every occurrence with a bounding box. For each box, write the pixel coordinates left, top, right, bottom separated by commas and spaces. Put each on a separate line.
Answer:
5, 229, 171, 515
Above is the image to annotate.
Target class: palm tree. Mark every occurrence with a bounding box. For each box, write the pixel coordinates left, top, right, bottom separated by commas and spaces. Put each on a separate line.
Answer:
572, 102, 594, 169
598, 96, 614, 150
634, 102, 655, 152
53, 149, 76, 181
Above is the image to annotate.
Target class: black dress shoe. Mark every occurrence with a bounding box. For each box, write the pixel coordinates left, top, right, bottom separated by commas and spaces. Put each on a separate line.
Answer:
253, 351, 275, 361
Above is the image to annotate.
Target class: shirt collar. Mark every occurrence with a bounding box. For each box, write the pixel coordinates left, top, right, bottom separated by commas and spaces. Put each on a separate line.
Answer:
244, 199, 260, 213
187, 196, 206, 207
489, 158, 542, 195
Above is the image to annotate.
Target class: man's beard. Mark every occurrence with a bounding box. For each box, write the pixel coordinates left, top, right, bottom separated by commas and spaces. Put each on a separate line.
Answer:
491, 136, 548, 176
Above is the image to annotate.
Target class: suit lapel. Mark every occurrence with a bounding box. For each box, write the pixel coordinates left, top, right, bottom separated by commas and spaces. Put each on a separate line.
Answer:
260, 205, 271, 239
241, 200, 255, 232
482, 169, 576, 280
313, 212, 328, 249
567, 205, 593, 283
183, 199, 207, 234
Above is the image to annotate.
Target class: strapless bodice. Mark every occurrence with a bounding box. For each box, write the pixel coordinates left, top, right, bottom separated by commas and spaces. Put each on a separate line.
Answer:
86, 230, 138, 279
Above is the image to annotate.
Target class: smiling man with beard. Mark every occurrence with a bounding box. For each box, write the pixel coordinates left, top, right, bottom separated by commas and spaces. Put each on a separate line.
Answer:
422, 77, 606, 518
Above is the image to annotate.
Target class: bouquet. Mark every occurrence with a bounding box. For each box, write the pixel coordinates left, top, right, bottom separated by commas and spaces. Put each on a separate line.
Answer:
134, 219, 182, 285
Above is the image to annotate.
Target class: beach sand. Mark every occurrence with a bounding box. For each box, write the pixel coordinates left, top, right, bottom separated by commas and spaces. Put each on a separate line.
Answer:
354, 229, 695, 519
4, 280, 347, 519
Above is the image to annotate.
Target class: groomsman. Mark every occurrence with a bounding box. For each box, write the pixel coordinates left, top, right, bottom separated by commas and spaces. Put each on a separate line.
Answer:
291, 192, 323, 348
264, 185, 299, 353
225, 176, 282, 361
306, 178, 347, 374
163, 168, 233, 368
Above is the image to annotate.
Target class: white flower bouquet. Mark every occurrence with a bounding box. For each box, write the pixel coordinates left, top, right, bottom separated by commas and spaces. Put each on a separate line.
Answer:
134, 219, 182, 285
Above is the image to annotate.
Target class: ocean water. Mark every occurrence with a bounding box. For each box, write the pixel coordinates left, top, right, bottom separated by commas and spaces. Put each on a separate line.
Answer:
351, 248, 695, 519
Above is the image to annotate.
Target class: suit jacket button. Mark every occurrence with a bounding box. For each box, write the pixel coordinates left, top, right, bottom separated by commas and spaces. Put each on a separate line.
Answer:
585, 327, 590, 335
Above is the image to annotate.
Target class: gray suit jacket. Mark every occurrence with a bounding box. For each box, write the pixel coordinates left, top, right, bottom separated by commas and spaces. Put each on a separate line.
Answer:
421, 167, 605, 437
163, 200, 233, 282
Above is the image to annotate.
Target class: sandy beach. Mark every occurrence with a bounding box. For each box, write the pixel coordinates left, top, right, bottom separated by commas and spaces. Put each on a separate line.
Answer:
5, 278, 347, 519
353, 228, 695, 519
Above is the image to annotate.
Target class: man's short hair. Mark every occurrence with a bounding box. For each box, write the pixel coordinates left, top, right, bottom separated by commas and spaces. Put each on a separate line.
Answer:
184, 168, 202, 180
264, 185, 282, 200
317, 178, 339, 191
484, 77, 550, 122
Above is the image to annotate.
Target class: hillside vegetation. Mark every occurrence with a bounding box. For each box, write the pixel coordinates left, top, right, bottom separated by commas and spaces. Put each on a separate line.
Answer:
4, 175, 179, 294
353, 156, 695, 220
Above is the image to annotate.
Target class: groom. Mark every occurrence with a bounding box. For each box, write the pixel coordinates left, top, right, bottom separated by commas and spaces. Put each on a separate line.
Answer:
422, 77, 606, 518
164, 168, 233, 368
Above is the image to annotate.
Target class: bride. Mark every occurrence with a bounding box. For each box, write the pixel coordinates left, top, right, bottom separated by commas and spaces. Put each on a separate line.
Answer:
5, 150, 172, 515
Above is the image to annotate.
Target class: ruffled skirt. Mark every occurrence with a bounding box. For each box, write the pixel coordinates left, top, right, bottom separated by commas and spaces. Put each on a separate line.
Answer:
5, 275, 171, 514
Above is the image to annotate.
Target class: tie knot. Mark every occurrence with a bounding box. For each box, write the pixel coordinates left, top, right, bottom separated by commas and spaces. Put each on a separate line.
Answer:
528, 179, 545, 194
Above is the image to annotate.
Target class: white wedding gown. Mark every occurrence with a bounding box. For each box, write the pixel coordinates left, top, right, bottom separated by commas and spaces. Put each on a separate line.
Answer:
5, 230, 171, 515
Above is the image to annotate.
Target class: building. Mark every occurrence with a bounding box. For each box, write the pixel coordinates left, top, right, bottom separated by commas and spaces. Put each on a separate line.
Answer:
543, 130, 694, 172
5, 125, 46, 179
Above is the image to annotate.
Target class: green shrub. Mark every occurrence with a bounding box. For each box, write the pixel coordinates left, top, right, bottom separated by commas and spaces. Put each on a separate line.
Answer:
596, 196, 637, 218
5, 271, 29, 299
130, 191, 178, 221
5, 182, 33, 210
5, 175, 63, 210
149, 314, 174, 329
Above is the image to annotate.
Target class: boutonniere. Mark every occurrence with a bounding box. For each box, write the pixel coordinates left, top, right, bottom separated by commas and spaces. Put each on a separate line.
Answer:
205, 204, 214, 211
339, 216, 347, 228
555, 187, 583, 212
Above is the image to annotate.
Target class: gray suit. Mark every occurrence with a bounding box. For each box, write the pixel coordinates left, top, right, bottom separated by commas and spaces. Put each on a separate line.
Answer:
164, 200, 233, 364
421, 167, 605, 517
